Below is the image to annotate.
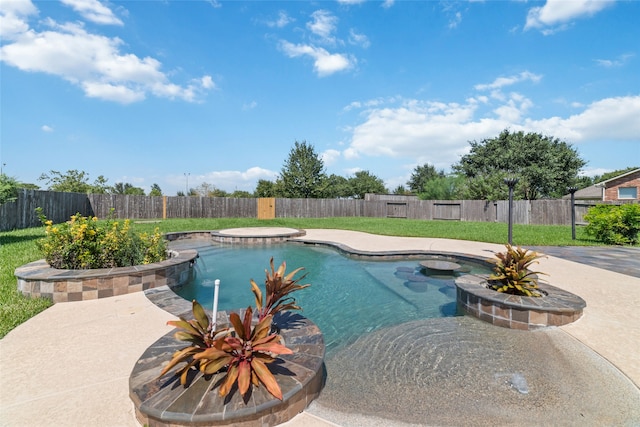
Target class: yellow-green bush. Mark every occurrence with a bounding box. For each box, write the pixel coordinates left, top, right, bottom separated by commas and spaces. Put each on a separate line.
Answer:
584, 204, 640, 245
36, 208, 167, 269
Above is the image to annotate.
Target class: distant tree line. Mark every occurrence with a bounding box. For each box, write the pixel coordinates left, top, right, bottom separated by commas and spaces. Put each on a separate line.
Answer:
1, 129, 636, 204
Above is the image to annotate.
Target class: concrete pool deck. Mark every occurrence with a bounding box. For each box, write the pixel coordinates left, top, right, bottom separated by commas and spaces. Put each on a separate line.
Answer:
1, 229, 639, 426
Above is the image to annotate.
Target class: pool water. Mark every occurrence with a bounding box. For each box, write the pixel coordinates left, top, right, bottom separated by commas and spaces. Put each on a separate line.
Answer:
176, 243, 492, 355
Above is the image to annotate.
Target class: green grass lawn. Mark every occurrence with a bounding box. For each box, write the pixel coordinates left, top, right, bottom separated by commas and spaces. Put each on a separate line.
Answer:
0, 217, 606, 338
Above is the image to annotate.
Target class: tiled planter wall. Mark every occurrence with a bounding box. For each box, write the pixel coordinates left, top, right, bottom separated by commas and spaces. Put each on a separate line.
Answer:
455, 274, 586, 330
15, 250, 198, 303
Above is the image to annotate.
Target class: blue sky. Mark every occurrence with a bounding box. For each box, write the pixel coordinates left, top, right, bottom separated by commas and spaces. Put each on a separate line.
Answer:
1, 0, 639, 196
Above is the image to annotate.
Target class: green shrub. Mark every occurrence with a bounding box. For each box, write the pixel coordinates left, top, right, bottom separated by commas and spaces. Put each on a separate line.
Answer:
584, 204, 640, 245
36, 208, 167, 269
0, 173, 19, 204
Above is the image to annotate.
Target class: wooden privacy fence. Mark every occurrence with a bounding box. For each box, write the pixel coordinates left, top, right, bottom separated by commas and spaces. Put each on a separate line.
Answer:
1, 189, 631, 231
0, 190, 91, 231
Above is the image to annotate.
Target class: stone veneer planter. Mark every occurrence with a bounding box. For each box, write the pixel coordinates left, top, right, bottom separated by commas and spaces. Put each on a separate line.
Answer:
129, 294, 325, 427
14, 250, 198, 303
455, 274, 586, 330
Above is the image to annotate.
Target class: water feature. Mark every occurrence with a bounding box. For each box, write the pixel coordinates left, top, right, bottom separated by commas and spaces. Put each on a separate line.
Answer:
174, 242, 492, 355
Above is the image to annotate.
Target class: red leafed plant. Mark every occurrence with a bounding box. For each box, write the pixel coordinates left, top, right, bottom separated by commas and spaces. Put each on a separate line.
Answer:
158, 300, 228, 386
251, 257, 310, 321
161, 258, 310, 401
159, 302, 293, 400
195, 306, 292, 399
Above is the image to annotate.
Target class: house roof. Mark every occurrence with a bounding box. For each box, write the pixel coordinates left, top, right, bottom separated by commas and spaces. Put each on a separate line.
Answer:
563, 185, 603, 200
595, 168, 640, 187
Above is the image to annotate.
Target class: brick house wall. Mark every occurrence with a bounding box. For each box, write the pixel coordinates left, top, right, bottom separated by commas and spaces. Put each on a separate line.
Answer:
603, 170, 640, 201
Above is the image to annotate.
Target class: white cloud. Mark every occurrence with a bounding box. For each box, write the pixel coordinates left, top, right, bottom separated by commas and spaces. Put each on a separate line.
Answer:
524, 95, 640, 142
82, 81, 145, 103
525, 0, 615, 33
595, 53, 634, 68
307, 10, 338, 44
0, 0, 37, 40
343, 97, 390, 112
493, 93, 533, 122
381, 0, 395, 9
267, 10, 293, 28
580, 167, 611, 178
193, 167, 277, 192
337, 0, 366, 5
200, 75, 215, 89
348, 29, 370, 48
448, 12, 462, 29
343, 86, 639, 172
60, 0, 123, 26
344, 167, 362, 175
346, 100, 490, 166
279, 40, 354, 77
41, 125, 54, 132
321, 149, 341, 166
0, 15, 214, 104
243, 100, 258, 110
474, 71, 542, 91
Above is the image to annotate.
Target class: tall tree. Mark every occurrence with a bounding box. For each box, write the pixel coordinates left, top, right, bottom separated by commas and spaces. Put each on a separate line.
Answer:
420, 174, 465, 200
392, 185, 410, 195
149, 183, 162, 196
407, 164, 444, 193
453, 130, 586, 200
230, 190, 252, 198
38, 169, 109, 193
91, 175, 110, 194
254, 179, 277, 197
348, 170, 387, 199
0, 173, 19, 204
112, 182, 145, 195
277, 140, 326, 198
321, 174, 351, 198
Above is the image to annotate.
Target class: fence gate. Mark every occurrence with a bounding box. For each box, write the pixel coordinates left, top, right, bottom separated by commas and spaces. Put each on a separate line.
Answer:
257, 198, 275, 219
386, 202, 408, 218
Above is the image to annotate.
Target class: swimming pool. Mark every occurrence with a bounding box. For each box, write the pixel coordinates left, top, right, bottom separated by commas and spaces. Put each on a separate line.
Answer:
175, 242, 492, 354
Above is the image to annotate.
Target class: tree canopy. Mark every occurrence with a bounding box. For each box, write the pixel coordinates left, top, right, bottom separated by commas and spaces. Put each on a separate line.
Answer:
277, 140, 327, 198
254, 179, 277, 197
453, 130, 586, 200
0, 173, 19, 204
321, 174, 351, 198
420, 174, 465, 200
407, 164, 444, 193
112, 182, 145, 195
149, 183, 162, 197
347, 170, 387, 199
38, 169, 110, 194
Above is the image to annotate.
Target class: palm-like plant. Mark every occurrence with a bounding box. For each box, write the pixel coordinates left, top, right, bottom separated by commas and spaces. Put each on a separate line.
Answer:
194, 306, 292, 400
159, 300, 228, 385
160, 302, 293, 400
161, 258, 310, 401
251, 257, 310, 321
489, 244, 546, 297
